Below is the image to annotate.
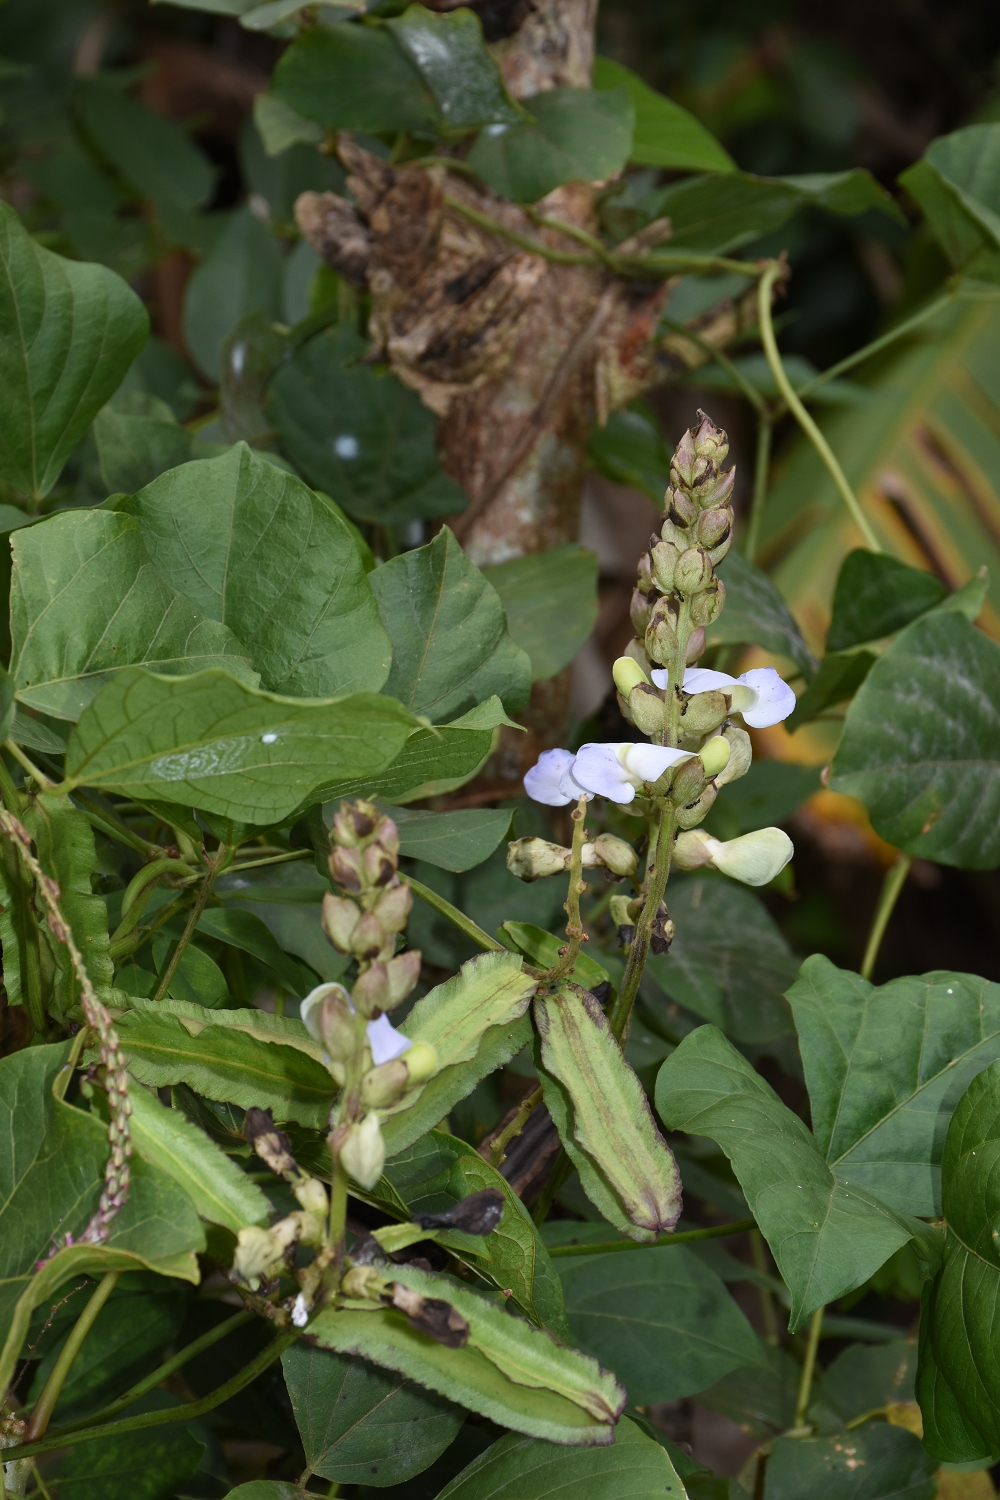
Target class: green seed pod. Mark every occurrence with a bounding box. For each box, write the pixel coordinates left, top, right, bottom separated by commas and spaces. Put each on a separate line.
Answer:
674, 548, 714, 597
628, 683, 669, 737
679, 688, 728, 737
651, 539, 681, 593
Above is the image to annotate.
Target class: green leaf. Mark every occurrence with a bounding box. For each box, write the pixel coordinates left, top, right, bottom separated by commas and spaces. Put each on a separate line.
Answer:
267, 326, 468, 526
115, 1011, 335, 1128
467, 88, 635, 204
253, 94, 325, 155
372, 528, 531, 721
182, 207, 284, 383
588, 406, 670, 504
483, 546, 598, 683
650, 169, 903, 255
593, 57, 735, 173
197, 907, 314, 996
902, 125, 1000, 281
387, 6, 520, 131
917, 1059, 1000, 1461
821, 1339, 917, 1425
381, 1015, 533, 1159
63, 667, 418, 824
126, 1081, 270, 1231
655, 1025, 913, 1329
695, 1340, 800, 1439
0, 201, 148, 500
381, 803, 513, 873
558, 1244, 764, 1403
120, 443, 391, 698
93, 395, 223, 495
764, 1423, 936, 1500
22, 793, 114, 1013
309, 1260, 624, 1443
10, 510, 258, 720
53, 1422, 206, 1500
827, 550, 947, 653
0, 1041, 204, 1401
148, 935, 229, 1009
317, 698, 513, 808
787, 955, 1000, 1217
708, 550, 818, 680
220, 1488, 305, 1500
535, 987, 682, 1241
830, 610, 1000, 868
435, 1417, 686, 1500
646, 878, 798, 1044
282, 1341, 463, 1487
501, 922, 609, 992
270, 22, 437, 134
785, 650, 876, 733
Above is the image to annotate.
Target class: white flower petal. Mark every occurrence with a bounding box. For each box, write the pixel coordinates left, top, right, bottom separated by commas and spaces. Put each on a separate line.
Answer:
524, 748, 577, 806
300, 982, 353, 1043
702, 827, 793, 886
558, 761, 593, 802
736, 668, 796, 728
366, 1013, 412, 1065
621, 743, 693, 783
572, 742, 637, 803
681, 667, 738, 693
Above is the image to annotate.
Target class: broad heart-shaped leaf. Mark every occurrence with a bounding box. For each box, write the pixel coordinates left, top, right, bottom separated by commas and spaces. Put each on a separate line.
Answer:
282, 1340, 463, 1487
483, 545, 599, 683
117, 443, 391, 699
645, 877, 798, 1045
309, 1261, 625, 1444
707, 550, 818, 680
48, 1422, 206, 1500
372, 529, 531, 722
655, 1026, 914, 1330
827, 550, 947, 653
593, 57, 735, 173
0, 201, 148, 500
764, 1423, 936, 1500
182, 207, 284, 382
467, 88, 635, 204
535, 986, 682, 1242
386, 5, 520, 131
558, 1245, 764, 1405
114, 1009, 335, 1128
266, 326, 468, 526
10, 510, 258, 721
918, 1060, 1000, 1462
831, 610, 1000, 869
788, 955, 1000, 1217
316, 698, 512, 807
93, 393, 225, 495
0, 1041, 204, 1402
270, 21, 438, 134
62, 668, 418, 824
126, 1081, 270, 1231
900, 125, 1000, 282
436, 1418, 685, 1500
380, 803, 513, 873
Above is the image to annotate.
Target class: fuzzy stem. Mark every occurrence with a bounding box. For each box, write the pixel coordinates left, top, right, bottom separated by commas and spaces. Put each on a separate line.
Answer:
548, 1217, 756, 1257
328, 1153, 349, 1253
24, 1273, 121, 1441
544, 798, 589, 987
743, 413, 773, 563
791, 1305, 825, 1432
860, 855, 911, 982
151, 847, 225, 1003
757, 263, 881, 553
664, 598, 693, 749
607, 805, 675, 1044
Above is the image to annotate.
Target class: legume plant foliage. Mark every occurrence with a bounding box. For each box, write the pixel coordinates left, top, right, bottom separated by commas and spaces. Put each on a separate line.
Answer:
2, 6, 1000, 1499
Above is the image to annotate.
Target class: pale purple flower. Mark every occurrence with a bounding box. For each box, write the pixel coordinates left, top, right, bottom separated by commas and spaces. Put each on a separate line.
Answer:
650, 664, 795, 729
523, 747, 593, 806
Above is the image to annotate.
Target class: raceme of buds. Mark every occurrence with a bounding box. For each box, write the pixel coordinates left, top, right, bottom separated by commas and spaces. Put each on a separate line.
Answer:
352, 951, 421, 1014
340, 1111, 385, 1190
329, 801, 401, 895
507, 833, 638, 882
673, 826, 794, 886
301, 982, 358, 1061
293, 1176, 330, 1218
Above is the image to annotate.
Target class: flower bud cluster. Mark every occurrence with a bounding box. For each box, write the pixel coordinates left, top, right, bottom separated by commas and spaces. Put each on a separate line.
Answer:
506, 832, 638, 883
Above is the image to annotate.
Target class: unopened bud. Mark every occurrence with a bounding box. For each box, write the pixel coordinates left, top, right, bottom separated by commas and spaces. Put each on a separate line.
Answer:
301, 982, 357, 1056
650, 905, 676, 955
646, 599, 679, 664
333, 799, 378, 846
363, 842, 396, 887
592, 832, 638, 878
672, 829, 715, 871
665, 485, 699, 530
636, 552, 653, 591
613, 656, 650, 696
651, 540, 681, 593
293, 1177, 329, 1218
686, 627, 706, 664
386, 950, 421, 1007
625, 684, 666, 736
630, 587, 654, 635
353, 960, 391, 1015
699, 735, 731, 778
715, 726, 752, 787
350, 910, 388, 959
609, 893, 634, 931
689, 577, 725, 628
233, 1225, 281, 1285
696, 507, 732, 550
669, 756, 708, 807
373, 881, 412, 935
674, 548, 714, 597
403, 1041, 437, 1086
322, 893, 360, 951
330, 844, 364, 893
341, 1265, 384, 1300
688, 827, 793, 886
374, 816, 400, 857
674, 782, 717, 829
507, 836, 570, 882
679, 688, 728, 736
340, 1113, 385, 1190
361, 1058, 410, 1107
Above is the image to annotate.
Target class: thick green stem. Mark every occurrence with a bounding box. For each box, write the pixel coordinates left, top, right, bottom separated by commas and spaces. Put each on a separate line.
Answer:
607, 805, 675, 1043
544, 798, 589, 987
52, 1310, 254, 1434
24, 1273, 121, 1441
328, 1153, 349, 1252
664, 599, 693, 749
791, 1305, 825, 1432
109, 858, 192, 952
6, 1329, 298, 1464
860, 854, 911, 982
151, 848, 225, 1002
405, 875, 505, 952
757, 263, 882, 553
3, 742, 53, 790
548, 1218, 756, 1257
743, 414, 773, 563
